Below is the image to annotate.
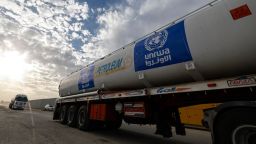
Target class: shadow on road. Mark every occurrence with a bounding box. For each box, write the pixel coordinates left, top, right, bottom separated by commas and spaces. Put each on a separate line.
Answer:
0, 105, 209, 144
51, 120, 196, 144
89, 127, 189, 144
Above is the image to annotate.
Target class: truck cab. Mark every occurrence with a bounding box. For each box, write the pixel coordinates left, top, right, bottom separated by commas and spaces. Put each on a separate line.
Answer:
9, 94, 28, 110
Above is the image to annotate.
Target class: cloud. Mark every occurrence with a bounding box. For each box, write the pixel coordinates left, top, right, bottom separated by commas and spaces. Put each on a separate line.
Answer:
96, 7, 106, 13
87, 0, 213, 55
0, 0, 90, 100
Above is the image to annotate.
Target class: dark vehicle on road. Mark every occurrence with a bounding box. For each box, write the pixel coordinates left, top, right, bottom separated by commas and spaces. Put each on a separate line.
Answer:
9, 94, 28, 110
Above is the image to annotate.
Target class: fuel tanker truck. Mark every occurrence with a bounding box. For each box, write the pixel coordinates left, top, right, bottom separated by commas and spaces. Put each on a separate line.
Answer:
53, 0, 256, 143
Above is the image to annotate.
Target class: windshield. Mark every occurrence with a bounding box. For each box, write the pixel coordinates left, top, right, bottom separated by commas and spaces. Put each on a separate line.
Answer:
15, 96, 28, 102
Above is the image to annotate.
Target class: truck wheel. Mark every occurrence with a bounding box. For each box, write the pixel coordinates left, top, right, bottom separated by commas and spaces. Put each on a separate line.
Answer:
60, 105, 68, 124
67, 105, 77, 127
77, 105, 91, 131
214, 108, 256, 144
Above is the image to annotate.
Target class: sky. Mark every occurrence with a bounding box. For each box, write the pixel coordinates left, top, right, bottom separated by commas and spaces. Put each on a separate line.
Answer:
0, 0, 213, 101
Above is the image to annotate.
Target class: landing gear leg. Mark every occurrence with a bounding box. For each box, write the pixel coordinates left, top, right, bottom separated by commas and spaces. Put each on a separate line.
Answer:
155, 108, 185, 138
155, 109, 173, 138
173, 108, 186, 136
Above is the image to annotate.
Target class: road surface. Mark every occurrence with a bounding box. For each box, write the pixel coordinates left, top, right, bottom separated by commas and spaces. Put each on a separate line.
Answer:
0, 104, 211, 144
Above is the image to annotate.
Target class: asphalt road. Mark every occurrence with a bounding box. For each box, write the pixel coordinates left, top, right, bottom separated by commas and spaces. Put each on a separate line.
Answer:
0, 104, 212, 144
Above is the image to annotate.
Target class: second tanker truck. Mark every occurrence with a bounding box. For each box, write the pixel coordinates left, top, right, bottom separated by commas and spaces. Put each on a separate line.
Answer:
53, 0, 256, 143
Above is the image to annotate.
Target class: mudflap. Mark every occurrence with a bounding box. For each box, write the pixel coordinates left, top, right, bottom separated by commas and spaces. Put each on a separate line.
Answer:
53, 104, 60, 120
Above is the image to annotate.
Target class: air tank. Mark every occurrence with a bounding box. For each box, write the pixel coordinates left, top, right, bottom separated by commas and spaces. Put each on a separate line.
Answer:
59, 0, 256, 97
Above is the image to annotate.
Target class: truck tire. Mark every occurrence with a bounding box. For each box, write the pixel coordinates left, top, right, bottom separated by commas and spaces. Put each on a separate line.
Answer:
67, 105, 77, 127
214, 108, 256, 144
9, 104, 12, 109
60, 105, 68, 124
77, 105, 91, 131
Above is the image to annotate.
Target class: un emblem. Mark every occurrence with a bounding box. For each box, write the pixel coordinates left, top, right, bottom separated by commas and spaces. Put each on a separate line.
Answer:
144, 30, 168, 51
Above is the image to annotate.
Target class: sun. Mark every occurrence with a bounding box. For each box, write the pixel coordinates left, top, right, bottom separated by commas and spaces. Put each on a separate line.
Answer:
0, 51, 31, 81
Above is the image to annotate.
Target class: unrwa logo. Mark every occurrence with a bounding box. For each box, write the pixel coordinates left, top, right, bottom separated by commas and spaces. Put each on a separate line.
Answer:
144, 30, 168, 51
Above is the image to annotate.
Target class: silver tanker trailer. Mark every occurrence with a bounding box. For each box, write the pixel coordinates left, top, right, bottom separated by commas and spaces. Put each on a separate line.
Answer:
54, 0, 256, 144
